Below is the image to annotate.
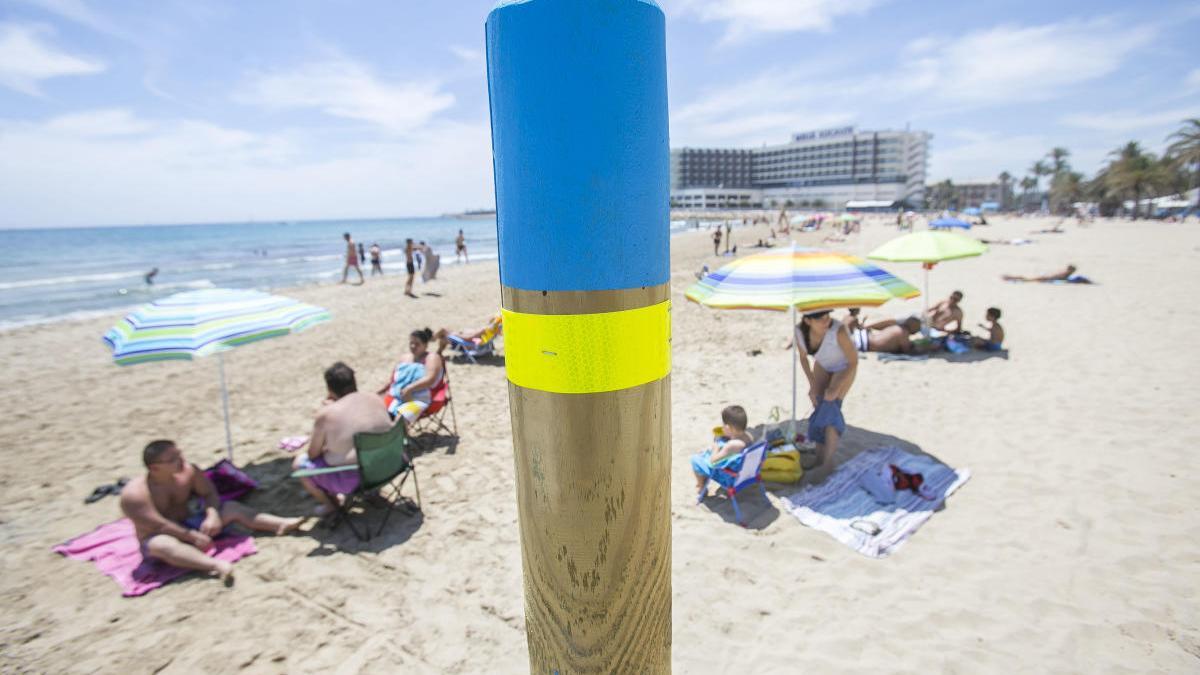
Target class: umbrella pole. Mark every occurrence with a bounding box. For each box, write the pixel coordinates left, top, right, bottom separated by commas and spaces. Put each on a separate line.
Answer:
218, 352, 233, 461
922, 265, 931, 337
791, 303, 797, 437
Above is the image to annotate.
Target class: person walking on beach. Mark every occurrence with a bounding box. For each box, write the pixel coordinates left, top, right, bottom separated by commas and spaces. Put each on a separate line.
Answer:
795, 310, 858, 472
712, 227, 722, 256
369, 243, 383, 276
341, 233, 364, 285
455, 229, 468, 263
404, 239, 418, 298
122, 440, 303, 584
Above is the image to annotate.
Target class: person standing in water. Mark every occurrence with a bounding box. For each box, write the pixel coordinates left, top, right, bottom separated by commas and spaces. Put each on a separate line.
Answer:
143, 268, 159, 285
455, 229, 468, 263
369, 243, 383, 276
341, 233, 364, 285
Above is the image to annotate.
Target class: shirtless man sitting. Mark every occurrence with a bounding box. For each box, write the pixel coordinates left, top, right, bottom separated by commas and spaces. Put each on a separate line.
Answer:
293, 362, 393, 516
926, 290, 964, 332
120, 440, 302, 584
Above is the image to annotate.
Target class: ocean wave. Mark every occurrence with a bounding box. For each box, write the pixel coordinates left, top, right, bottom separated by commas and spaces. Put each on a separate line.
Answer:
0, 270, 146, 291
0, 306, 134, 333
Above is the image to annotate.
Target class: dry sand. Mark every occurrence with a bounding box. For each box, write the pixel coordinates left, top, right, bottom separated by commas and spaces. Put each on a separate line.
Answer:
1, 215, 1198, 673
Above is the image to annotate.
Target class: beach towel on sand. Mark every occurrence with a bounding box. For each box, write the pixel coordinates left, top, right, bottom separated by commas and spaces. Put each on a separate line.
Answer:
55, 462, 259, 596
53, 519, 256, 597
779, 446, 970, 558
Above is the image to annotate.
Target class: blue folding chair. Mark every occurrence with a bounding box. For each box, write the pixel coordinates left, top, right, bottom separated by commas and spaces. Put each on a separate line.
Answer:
698, 441, 769, 526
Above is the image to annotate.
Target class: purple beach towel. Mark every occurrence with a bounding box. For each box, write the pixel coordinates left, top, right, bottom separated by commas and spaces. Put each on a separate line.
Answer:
53, 519, 257, 597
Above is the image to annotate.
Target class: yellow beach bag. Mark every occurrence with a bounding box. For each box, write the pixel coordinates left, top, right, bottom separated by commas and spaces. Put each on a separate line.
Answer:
760, 449, 803, 484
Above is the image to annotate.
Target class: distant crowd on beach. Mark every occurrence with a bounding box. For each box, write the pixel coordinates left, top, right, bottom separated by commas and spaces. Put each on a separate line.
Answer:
339, 229, 470, 297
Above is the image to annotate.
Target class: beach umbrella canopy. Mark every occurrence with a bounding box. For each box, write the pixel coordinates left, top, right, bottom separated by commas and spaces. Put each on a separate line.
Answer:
103, 288, 331, 459
868, 230, 987, 323
686, 244, 919, 425
838, 213, 860, 222
929, 217, 972, 229
962, 207, 981, 216
685, 244, 919, 312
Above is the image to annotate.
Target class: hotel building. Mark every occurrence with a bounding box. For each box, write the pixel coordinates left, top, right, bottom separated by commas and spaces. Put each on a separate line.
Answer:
670, 126, 931, 210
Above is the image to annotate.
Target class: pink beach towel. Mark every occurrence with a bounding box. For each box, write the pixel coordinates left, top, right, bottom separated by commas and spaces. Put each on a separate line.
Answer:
53, 519, 257, 597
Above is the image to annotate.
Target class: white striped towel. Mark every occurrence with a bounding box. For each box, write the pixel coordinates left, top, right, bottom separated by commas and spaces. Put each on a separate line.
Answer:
779, 446, 970, 558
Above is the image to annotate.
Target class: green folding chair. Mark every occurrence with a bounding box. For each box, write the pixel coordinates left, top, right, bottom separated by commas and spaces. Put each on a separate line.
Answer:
291, 422, 421, 541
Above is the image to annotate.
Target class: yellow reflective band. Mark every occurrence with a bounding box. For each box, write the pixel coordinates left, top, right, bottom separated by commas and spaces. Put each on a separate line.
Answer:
502, 301, 671, 394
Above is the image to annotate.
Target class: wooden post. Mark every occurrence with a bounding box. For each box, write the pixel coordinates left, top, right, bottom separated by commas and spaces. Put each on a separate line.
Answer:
486, 1, 671, 672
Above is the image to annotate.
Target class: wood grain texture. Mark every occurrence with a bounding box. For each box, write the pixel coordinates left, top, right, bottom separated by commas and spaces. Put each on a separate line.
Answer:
508, 377, 672, 673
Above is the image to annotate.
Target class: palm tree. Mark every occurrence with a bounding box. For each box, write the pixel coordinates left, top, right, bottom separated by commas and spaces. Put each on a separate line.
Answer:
1029, 160, 1052, 211
1019, 175, 1037, 212
1105, 142, 1169, 219
998, 171, 1012, 210
1048, 147, 1071, 174
1166, 118, 1200, 210
1049, 171, 1084, 214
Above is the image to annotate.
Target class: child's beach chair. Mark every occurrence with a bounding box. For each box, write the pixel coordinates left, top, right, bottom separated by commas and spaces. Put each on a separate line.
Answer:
700, 440, 769, 526
408, 367, 458, 450
291, 422, 421, 542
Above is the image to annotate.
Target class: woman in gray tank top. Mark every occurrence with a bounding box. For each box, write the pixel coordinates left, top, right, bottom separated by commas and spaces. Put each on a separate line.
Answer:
795, 310, 859, 471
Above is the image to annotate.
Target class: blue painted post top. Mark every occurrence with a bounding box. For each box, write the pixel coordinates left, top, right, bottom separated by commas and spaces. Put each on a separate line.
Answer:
486, 0, 669, 293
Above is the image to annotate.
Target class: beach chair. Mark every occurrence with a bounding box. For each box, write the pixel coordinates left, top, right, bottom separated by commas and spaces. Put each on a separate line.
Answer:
698, 441, 769, 527
447, 317, 503, 364
407, 366, 458, 450
291, 422, 421, 542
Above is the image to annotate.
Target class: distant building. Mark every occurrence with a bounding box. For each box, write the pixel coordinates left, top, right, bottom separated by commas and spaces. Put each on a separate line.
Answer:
947, 179, 1014, 211
670, 126, 931, 210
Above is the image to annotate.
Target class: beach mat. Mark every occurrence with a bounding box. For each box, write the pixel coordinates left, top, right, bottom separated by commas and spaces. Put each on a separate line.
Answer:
54, 518, 257, 597
779, 446, 970, 558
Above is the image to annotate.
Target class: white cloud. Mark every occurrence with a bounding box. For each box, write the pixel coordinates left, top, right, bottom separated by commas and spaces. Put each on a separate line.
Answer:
1187, 68, 1200, 90
449, 45, 482, 62
1061, 108, 1200, 133
43, 108, 152, 137
0, 23, 105, 95
0, 112, 494, 227
901, 19, 1156, 104
672, 0, 883, 41
234, 58, 455, 135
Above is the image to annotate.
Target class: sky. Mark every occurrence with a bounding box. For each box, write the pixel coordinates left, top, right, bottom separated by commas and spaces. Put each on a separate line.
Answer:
1, 0, 1197, 228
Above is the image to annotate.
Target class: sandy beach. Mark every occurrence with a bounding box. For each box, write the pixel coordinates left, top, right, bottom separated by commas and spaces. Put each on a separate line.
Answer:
2, 215, 1199, 673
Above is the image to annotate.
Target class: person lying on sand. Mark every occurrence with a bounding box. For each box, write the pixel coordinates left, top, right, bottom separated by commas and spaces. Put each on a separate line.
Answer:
295, 362, 393, 516
850, 317, 925, 354
435, 314, 502, 356
121, 440, 302, 584
1003, 264, 1092, 284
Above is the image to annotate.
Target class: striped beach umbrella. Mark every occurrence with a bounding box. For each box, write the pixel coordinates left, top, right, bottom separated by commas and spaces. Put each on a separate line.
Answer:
103, 288, 331, 460
686, 244, 918, 426
685, 244, 919, 312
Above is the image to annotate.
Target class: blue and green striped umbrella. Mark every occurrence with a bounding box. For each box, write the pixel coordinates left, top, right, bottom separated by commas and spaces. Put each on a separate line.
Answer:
103, 288, 330, 365
103, 288, 331, 459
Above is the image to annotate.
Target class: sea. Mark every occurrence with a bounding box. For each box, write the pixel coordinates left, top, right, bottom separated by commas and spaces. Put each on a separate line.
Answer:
0, 215, 697, 331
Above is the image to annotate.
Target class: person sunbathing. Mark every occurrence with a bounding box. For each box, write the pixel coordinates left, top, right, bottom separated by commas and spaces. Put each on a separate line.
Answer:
379, 328, 445, 425
121, 440, 302, 584
295, 362, 393, 516
1003, 264, 1092, 283
850, 317, 924, 354
435, 314, 502, 356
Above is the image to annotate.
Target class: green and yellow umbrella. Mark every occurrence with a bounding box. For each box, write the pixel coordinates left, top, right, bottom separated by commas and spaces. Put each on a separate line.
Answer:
869, 230, 987, 323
